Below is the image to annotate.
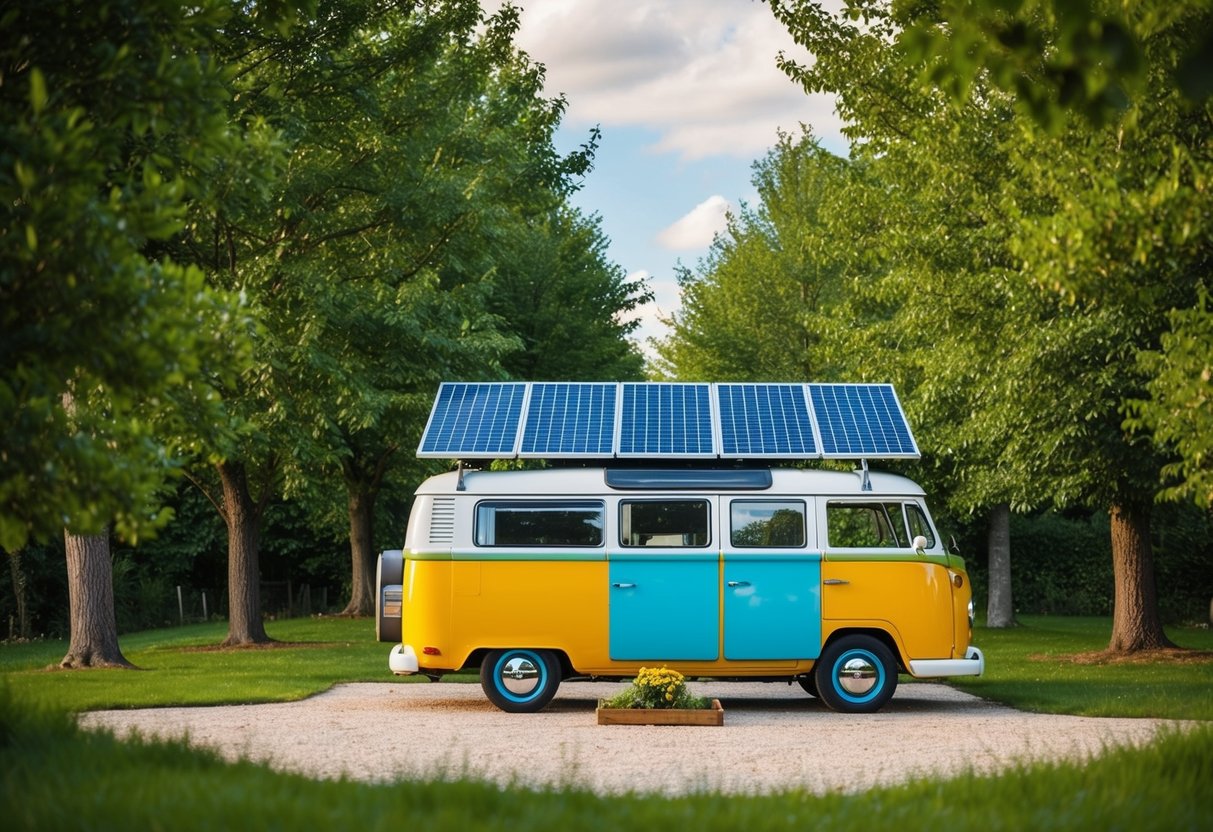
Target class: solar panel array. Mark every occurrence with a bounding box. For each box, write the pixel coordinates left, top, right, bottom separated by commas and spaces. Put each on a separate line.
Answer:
418, 381, 920, 460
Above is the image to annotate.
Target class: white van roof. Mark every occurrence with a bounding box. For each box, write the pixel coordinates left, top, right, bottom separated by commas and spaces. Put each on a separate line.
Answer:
416, 467, 926, 498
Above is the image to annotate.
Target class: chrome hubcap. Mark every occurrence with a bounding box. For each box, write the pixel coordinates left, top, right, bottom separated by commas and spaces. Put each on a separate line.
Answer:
837, 655, 878, 695
499, 656, 540, 696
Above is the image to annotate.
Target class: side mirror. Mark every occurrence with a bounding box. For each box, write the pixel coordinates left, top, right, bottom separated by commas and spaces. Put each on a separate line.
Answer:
912, 535, 928, 553
949, 535, 960, 555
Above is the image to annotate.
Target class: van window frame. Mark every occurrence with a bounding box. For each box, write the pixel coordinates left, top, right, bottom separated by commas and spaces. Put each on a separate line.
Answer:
619, 499, 712, 548
728, 499, 807, 549
825, 500, 914, 550
474, 500, 606, 548
905, 502, 937, 548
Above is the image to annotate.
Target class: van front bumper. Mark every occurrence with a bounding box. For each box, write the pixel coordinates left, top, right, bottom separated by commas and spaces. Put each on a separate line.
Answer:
908, 645, 985, 678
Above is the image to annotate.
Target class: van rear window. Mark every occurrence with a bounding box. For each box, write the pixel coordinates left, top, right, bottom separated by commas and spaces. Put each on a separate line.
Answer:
475, 501, 604, 547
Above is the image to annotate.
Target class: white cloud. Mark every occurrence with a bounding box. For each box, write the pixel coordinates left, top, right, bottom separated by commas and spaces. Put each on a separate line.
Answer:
657, 195, 731, 250
497, 0, 844, 160
618, 269, 681, 357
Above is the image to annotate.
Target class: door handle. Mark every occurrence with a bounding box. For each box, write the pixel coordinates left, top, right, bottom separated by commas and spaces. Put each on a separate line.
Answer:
611, 582, 636, 589
823, 579, 850, 585
727, 581, 751, 588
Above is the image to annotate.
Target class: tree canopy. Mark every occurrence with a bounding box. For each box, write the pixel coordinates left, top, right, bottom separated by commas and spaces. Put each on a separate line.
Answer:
659, 0, 1213, 651
3, 1, 651, 641
0, 0, 257, 551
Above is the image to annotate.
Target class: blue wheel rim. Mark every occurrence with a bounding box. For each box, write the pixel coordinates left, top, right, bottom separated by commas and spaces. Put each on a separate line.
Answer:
493, 650, 547, 704
830, 648, 885, 705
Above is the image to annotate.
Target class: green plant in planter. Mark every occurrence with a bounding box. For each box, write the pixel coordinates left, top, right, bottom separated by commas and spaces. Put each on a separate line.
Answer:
603, 666, 710, 710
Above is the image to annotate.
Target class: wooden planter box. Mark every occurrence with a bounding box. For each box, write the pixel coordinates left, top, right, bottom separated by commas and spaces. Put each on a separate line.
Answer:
596, 698, 724, 726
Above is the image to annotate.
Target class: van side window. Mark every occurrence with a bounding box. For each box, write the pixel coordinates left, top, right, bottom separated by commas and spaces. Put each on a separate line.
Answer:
827, 502, 907, 548
730, 501, 806, 548
906, 503, 937, 548
475, 501, 604, 547
621, 500, 709, 547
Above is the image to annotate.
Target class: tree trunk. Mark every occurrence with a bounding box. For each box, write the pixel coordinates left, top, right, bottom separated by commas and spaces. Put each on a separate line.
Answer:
217, 460, 271, 646
985, 502, 1016, 628
1107, 502, 1175, 653
7, 549, 29, 640
60, 529, 135, 668
339, 486, 376, 616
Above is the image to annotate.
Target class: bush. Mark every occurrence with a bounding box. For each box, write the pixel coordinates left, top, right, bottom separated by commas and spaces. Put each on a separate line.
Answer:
954, 504, 1213, 624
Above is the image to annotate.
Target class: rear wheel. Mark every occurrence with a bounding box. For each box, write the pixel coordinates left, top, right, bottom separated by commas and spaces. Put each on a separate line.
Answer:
814, 635, 898, 713
480, 649, 561, 713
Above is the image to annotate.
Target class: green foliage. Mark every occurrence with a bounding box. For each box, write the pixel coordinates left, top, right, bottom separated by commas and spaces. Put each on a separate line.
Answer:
654, 132, 856, 381
753, 0, 1212, 520
1126, 292, 1213, 507
947, 506, 1213, 624
893, 0, 1213, 130
1009, 511, 1115, 617
602, 666, 709, 710
490, 208, 650, 382
0, 0, 252, 549
895, 0, 1147, 131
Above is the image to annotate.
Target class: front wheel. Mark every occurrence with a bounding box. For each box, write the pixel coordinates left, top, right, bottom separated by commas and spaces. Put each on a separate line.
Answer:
813, 635, 898, 713
480, 649, 561, 713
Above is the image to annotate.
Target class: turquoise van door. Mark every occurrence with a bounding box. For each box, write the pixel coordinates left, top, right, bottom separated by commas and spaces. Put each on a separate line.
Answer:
722, 553, 821, 659
722, 499, 822, 660
608, 555, 719, 660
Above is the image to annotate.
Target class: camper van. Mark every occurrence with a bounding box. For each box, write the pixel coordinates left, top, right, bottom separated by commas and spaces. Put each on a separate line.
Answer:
376, 464, 984, 713
376, 380, 984, 713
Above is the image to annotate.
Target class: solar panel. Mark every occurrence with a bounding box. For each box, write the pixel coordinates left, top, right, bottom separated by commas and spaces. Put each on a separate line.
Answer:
519, 382, 617, 457
617, 382, 717, 457
416, 381, 919, 460
416, 382, 527, 458
717, 383, 818, 458
808, 383, 919, 458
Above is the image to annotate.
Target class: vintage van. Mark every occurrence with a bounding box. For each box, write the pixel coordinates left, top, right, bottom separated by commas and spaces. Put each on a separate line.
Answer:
376, 464, 985, 713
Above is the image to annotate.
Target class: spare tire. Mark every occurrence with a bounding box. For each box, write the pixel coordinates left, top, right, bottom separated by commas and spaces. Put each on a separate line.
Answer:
375, 550, 404, 643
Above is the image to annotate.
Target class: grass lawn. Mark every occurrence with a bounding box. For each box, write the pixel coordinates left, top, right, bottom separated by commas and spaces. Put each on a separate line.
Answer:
2, 614, 1211, 831
950, 615, 1213, 719
3, 614, 1209, 717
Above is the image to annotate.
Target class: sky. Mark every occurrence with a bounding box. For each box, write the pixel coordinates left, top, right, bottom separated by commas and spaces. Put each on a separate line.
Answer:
484, 0, 849, 363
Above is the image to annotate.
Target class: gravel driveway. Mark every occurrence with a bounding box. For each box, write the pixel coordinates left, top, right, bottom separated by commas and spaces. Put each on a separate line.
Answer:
79, 680, 1181, 795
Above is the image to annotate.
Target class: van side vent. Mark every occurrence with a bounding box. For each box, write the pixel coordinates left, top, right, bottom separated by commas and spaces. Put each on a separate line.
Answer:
429, 498, 456, 544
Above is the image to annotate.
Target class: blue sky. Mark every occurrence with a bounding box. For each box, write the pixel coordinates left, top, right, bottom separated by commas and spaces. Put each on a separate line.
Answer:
491, 0, 848, 361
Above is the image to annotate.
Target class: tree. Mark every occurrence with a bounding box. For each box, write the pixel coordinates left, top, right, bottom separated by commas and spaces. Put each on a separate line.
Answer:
489, 207, 651, 383
173, 0, 610, 631
899, 0, 1213, 510
654, 132, 859, 382
61, 530, 133, 669
986, 504, 1016, 628
1, 0, 261, 665
0, 0, 241, 550
766, 0, 1210, 652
